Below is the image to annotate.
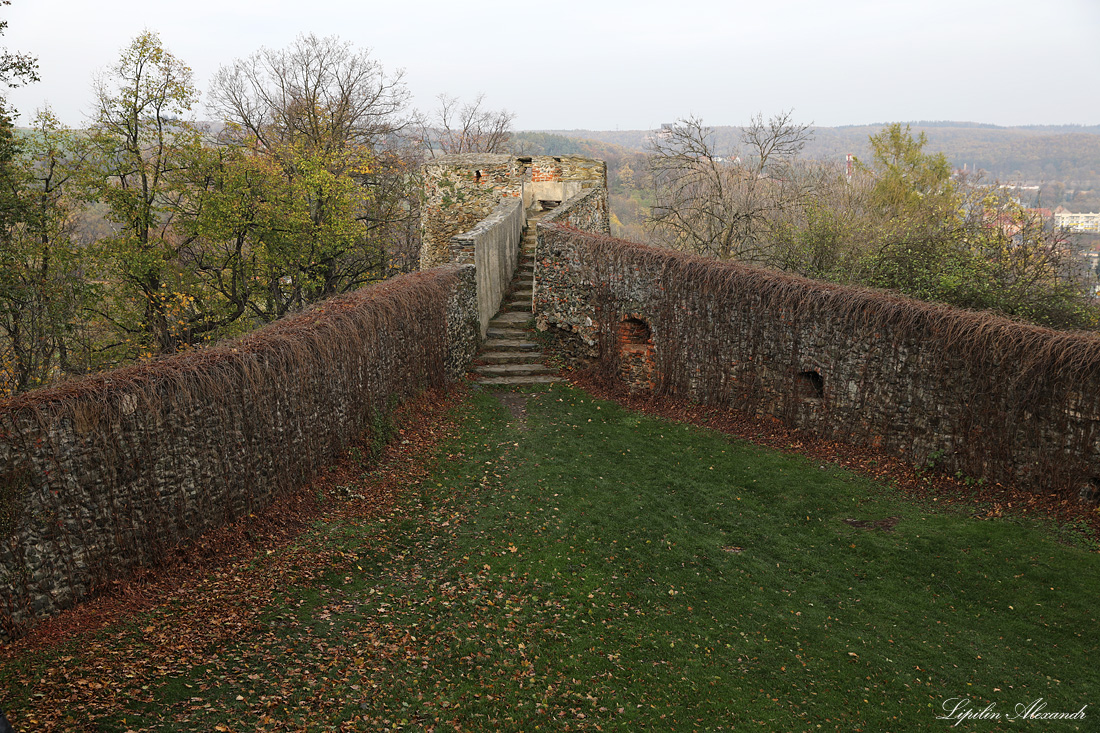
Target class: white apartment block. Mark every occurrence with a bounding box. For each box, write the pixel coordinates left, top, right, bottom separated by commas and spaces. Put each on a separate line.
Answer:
1054, 207, 1100, 232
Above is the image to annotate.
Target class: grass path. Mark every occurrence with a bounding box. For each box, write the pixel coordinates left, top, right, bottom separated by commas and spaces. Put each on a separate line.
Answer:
2, 384, 1098, 731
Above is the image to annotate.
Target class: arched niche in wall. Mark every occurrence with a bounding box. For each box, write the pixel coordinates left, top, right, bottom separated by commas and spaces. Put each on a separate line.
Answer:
618, 316, 656, 392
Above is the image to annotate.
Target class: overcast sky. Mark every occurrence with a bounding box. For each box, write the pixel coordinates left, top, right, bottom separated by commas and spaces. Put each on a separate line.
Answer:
4, 0, 1099, 131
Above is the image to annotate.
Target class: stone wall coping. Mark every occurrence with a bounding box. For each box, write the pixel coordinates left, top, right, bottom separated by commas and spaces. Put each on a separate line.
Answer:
452, 196, 524, 244
540, 187, 605, 227
425, 153, 514, 168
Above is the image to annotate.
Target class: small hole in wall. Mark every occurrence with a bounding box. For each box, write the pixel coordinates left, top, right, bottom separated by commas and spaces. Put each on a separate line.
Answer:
474, 170, 483, 183
1080, 477, 1100, 504
797, 370, 824, 399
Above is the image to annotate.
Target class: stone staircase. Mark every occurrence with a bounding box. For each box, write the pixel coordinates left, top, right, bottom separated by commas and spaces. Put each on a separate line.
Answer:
472, 211, 560, 387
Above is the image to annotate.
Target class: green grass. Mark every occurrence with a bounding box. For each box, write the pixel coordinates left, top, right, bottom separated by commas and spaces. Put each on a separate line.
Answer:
3, 384, 1098, 731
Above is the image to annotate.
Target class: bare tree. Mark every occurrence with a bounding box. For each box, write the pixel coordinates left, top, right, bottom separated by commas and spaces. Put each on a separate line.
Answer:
422, 93, 514, 155
647, 111, 814, 262
209, 33, 409, 157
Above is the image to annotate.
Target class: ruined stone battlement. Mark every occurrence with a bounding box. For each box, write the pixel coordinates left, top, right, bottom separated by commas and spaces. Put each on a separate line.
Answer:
419, 154, 606, 269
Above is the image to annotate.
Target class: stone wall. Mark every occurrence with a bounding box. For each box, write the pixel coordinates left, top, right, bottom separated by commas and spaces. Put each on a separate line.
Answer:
419, 153, 607, 271
0, 266, 480, 637
534, 227, 1100, 502
533, 187, 611, 349
540, 185, 611, 234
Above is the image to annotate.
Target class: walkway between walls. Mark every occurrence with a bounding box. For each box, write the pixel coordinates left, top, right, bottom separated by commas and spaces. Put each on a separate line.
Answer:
472, 208, 559, 387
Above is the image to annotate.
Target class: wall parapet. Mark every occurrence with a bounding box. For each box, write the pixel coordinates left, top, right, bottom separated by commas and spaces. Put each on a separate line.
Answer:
450, 197, 526, 337
534, 226, 1100, 502
0, 266, 479, 637
540, 186, 611, 234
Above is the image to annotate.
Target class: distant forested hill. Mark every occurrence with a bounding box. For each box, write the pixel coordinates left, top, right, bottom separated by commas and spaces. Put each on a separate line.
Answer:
533, 123, 1100, 185
510, 132, 639, 161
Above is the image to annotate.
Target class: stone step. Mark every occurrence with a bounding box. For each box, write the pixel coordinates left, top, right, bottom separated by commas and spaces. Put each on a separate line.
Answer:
486, 330, 530, 343
487, 327, 528, 338
476, 375, 561, 386
473, 363, 554, 376
479, 351, 544, 364
482, 338, 541, 351
489, 311, 530, 326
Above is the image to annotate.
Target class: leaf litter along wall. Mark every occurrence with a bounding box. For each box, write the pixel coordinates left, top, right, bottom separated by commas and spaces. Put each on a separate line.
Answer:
0, 265, 480, 637
534, 225, 1100, 504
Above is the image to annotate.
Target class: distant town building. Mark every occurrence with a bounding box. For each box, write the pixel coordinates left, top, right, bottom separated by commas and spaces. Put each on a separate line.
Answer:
1054, 206, 1100, 232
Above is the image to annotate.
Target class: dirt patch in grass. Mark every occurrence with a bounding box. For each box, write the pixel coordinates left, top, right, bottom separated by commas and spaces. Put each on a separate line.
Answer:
492, 390, 532, 427
842, 516, 901, 532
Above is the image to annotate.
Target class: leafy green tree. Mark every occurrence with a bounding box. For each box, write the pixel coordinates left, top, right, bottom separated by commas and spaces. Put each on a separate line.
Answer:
82, 30, 205, 357
208, 34, 415, 312
0, 110, 95, 394
170, 142, 280, 336
853, 125, 1097, 329
175, 135, 369, 324
859, 123, 954, 215
0, 2, 94, 394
